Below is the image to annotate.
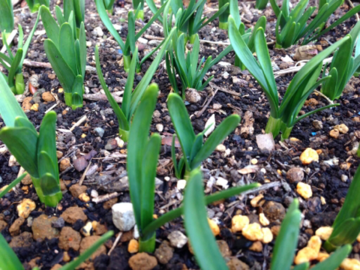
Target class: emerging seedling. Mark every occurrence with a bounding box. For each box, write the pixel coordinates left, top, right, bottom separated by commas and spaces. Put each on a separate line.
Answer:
0, 0, 14, 40
256, 0, 269, 9
321, 20, 360, 100
218, 0, 230, 29
0, 73, 61, 207
0, 13, 40, 94
184, 169, 229, 270
40, 5, 86, 110
95, 28, 176, 141
228, 16, 350, 140
324, 165, 360, 252
271, 199, 352, 270
166, 33, 232, 95
229, 0, 266, 70
24, 0, 49, 12
271, 0, 360, 48
168, 93, 240, 179
154, 0, 228, 43
95, 0, 166, 72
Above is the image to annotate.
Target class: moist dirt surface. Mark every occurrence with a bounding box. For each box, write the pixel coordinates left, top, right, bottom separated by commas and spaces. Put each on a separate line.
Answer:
1, 0, 360, 269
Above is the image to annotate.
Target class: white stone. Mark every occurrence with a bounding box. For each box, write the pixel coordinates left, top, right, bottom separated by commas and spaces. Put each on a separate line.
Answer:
216, 177, 229, 189
177, 180, 187, 190
112, 203, 136, 231
92, 27, 104, 37
168, 230, 188, 248
156, 124, 164, 132
256, 133, 275, 153
138, 37, 148, 44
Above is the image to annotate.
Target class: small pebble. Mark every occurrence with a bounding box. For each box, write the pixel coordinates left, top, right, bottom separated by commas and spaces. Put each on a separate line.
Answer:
81, 221, 93, 236
259, 213, 270, 226
167, 230, 188, 248
341, 258, 360, 270
17, 199, 36, 218
94, 127, 105, 138
250, 194, 264, 207
296, 182, 313, 199
261, 227, 273, 244
208, 219, 220, 236
300, 148, 319, 165
128, 239, 139, 253
315, 226, 333, 241
231, 215, 249, 233
242, 223, 263, 241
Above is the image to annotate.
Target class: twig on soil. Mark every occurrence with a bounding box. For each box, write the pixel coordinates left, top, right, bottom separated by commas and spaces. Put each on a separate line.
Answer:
241, 181, 282, 196
314, 90, 334, 105
211, 82, 241, 97
195, 84, 219, 117
348, 0, 360, 21
83, 92, 123, 103
92, 192, 119, 203
79, 161, 92, 186
45, 102, 60, 114
23, 59, 98, 73
1, 30, 17, 53
108, 232, 122, 256
70, 115, 87, 132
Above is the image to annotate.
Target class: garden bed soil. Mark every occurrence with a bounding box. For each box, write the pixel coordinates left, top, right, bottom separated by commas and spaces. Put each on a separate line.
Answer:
1, 0, 360, 269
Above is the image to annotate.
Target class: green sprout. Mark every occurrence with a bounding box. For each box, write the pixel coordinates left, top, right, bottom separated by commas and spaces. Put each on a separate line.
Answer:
324, 165, 360, 252
321, 20, 360, 100
95, 0, 166, 72
95, 28, 176, 142
218, 0, 230, 29
40, 5, 86, 110
256, 0, 269, 9
271, 199, 352, 270
0, 13, 40, 95
0, 0, 14, 40
153, 0, 228, 44
271, 0, 360, 48
168, 93, 240, 179
229, 0, 266, 70
228, 16, 350, 140
184, 169, 229, 270
0, 227, 113, 270
166, 33, 232, 96
24, 0, 49, 12
0, 73, 62, 207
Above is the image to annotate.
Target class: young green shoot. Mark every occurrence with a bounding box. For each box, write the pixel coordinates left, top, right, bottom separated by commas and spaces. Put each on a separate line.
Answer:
218, 0, 230, 29
0, 73, 62, 207
229, 16, 349, 140
0, 230, 113, 270
25, 0, 49, 12
321, 20, 360, 100
166, 33, 232, 96
0, 0, 14, 40
0, 13, 40, 94
324, 165, 360, 252
159, 0, 229, 43
229, 0, 266, 70
95, 0, 166, 72
271, 199, 352, 270
184, 169, 228, 270
40, 5, 86, 110
126, 84, 161, 252
270, 0, 360, 48
168, 93, 240, 179
95, 28, 176, 142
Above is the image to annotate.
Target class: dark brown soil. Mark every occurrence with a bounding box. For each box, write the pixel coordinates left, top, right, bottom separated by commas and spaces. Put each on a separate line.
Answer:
1, 0, 360, 269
